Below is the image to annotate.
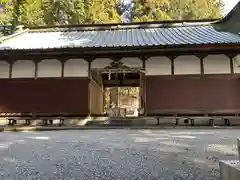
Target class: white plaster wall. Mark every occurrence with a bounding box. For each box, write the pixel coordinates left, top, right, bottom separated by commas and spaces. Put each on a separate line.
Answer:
92, 58, 113, 69
64, 59, 88, 77
174, 55, 201, 75
38, 59, 61, 77
12, 60, 35, 78
203, 55, 230, 74
0, 61, 9, 78
120, 57, 142, 68
233, 54, 240, 73
146, 57, 171, 75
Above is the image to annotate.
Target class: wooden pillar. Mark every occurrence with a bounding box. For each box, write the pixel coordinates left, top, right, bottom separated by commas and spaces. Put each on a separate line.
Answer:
170, 56, 176, 75
140, 56, 147, 116
195, 54, 207, 76
88, 60, 92, 116
109, 69, 119, 111
238, 138, 240, 160
142, 57, 146, 69
61, 61, 64, 77
112, 57, 122, 114
200, 57, 204, 75
226, 54, 236, 74
60, 58, 67, 77
34, 60, 39, 79
230, 57, 234, 74
8, 60, 15, 78
87, 58, 93, 116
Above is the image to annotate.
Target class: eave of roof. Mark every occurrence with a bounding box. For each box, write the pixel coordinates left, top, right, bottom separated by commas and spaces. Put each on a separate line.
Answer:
1, 43, 240, 61
0, 29, 29, 43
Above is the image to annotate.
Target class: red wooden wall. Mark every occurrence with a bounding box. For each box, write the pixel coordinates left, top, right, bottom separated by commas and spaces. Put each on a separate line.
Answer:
145, 75, 240, 115
0, 78, 89, 115
1, 74, 239, 116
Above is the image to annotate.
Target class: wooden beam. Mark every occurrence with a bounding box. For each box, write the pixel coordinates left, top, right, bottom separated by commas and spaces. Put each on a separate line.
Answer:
139, 56, 147, 69
226, 53, 237, 74
2, 48, 240, 61
87, 60, 92, 78
34, 61, 38, 79
169, 56, 178, 75
55, 58, 68, 78
9, 62, 13, 78
142, 59, 146, 69
230, 56, 234, 74
61, 61, 64, 77
195, 54, 207, 75
61, 60, 67, 77
200, 58, 204, 75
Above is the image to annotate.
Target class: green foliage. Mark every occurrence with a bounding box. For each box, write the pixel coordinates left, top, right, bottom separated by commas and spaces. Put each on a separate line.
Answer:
43, 0, 86, 25
0, 0, 13, 25
167, 0, 224, 20
18, 0, 45, 26
131, 0, 223, 22
85, 0, 121, 23
131, 0, 171, 22
0, 0, 225, 27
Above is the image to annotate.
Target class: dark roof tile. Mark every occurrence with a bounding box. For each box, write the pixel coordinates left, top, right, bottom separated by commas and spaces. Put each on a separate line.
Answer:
0, 24, 240, 50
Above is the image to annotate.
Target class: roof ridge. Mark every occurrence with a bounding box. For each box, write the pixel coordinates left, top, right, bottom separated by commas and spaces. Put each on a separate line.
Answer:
26, 19, 219, 31
26, 19, 220, 30
28, 22, 215, 33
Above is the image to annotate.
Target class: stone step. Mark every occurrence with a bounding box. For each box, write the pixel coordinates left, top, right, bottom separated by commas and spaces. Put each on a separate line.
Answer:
108, 117, 147, 126
85, 117, 151, 126
85, 120, 108, 126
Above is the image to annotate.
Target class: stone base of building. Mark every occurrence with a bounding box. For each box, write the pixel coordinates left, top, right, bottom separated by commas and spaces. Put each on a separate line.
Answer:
2, 116, 240, 126
219, 160, 240, 180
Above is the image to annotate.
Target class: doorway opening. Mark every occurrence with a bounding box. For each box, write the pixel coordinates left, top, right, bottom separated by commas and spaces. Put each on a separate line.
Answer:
104, 86, 140, 117
89, 61, 145, 117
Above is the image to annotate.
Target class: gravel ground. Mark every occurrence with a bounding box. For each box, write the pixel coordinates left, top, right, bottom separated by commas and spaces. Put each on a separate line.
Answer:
0, 129, 239, 180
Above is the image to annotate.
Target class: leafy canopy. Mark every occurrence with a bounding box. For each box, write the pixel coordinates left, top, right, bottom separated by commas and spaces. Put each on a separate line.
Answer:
0, 0, 224, 26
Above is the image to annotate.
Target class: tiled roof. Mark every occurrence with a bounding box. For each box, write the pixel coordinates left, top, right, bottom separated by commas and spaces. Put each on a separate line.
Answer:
0, 23, 240, 50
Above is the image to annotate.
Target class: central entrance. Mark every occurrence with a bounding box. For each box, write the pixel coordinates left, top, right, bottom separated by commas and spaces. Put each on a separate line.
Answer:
104, 86, 140, 117
90, 61, 145, 117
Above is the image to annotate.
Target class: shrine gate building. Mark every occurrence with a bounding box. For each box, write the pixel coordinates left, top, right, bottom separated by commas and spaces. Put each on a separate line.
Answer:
0, 4, 240, 118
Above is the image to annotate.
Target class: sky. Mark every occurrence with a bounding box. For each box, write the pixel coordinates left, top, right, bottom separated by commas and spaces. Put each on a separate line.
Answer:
223, 0, 239, 14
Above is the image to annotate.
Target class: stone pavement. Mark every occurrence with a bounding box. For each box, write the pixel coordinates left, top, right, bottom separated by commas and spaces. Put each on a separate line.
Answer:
1, 124, 240, 132
0, 118, 240, 132
1, 129, 240, 180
